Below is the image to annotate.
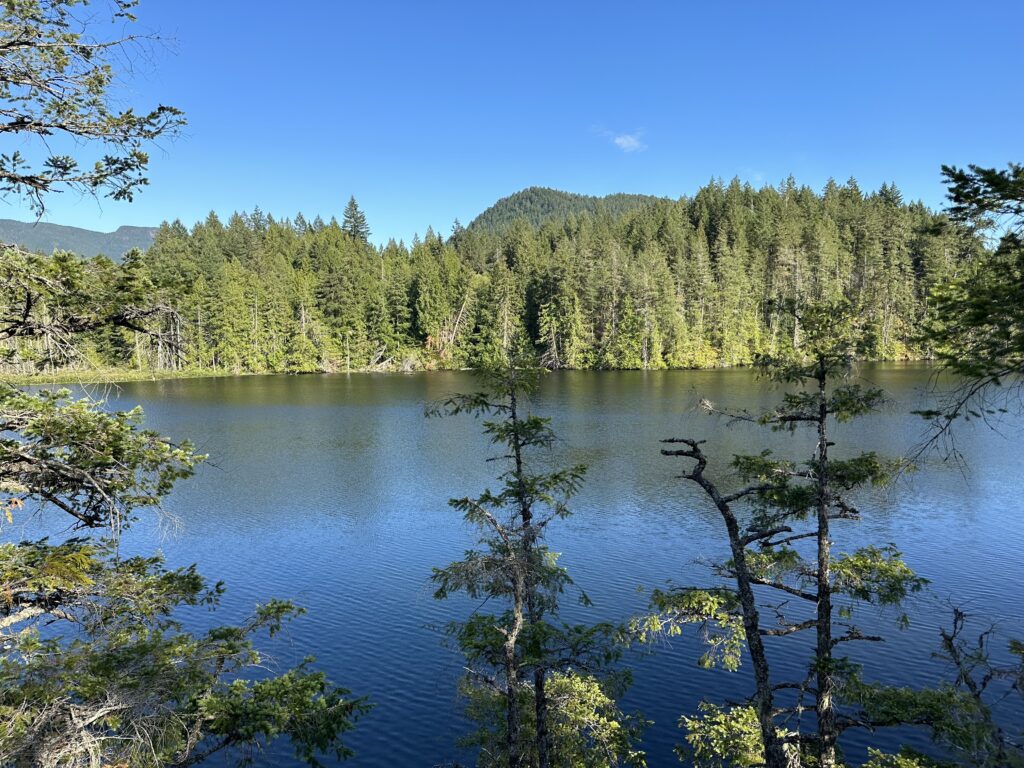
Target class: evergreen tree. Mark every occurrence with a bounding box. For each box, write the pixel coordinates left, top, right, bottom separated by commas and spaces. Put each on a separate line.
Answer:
430, 355, 641, 768
0, 5, 367, 761
342, 196, 372, 242
920, 163, 1024, 447
0, 0, 185, 215
0, 383, 368, 764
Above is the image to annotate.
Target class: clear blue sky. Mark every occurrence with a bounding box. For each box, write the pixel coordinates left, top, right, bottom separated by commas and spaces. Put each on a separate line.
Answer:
21, 0, 1024, 244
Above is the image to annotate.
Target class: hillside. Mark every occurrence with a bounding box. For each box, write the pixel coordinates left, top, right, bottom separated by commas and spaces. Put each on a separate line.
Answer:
0, 219, 156, 258
468, 187, 664, 233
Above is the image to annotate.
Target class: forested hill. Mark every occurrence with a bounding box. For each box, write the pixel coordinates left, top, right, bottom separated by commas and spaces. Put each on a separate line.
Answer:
2, 178, 983, 376
469, 187, 663, 232
0, 219, 156, 258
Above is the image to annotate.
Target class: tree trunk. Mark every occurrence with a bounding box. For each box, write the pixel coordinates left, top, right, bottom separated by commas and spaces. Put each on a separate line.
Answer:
815, 364, 837, 768
504, 561, 526, 768
722, 512, 790, 768
669, 438, 790, 768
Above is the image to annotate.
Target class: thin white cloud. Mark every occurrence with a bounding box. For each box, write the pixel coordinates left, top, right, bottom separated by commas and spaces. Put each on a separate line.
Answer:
612, 132, 646, 153
740, 167, 765, 184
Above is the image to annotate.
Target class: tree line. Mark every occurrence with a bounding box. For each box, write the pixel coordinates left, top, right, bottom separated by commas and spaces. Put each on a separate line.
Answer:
1, 179, 982, 377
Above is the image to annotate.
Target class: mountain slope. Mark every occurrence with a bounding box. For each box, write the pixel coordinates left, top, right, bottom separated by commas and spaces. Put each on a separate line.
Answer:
0, 219, 156, 258
468, 187, 664, 233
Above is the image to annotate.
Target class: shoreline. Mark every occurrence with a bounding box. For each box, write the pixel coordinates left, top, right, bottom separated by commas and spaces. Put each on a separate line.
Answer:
1, 358, 937, 387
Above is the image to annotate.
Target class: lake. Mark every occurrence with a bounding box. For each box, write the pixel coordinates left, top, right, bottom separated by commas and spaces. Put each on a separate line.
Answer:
30, 366, 1024, 766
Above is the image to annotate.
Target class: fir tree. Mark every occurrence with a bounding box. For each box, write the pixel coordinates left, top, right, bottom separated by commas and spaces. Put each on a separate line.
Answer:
342, 196, 372, 242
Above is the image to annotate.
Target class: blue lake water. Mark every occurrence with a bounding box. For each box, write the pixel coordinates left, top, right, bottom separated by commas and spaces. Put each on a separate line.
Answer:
22, 366, 1024, 766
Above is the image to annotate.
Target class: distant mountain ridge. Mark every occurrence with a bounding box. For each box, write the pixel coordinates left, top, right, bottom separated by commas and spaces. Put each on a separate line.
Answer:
468, 187, 666, 233
0, 219, 156, 258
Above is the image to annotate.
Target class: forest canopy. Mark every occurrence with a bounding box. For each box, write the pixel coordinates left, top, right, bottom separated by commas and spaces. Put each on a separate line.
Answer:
1, 178, 981, 376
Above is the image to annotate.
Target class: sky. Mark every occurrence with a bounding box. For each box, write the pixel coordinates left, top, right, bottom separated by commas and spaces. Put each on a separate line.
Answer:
12, 0, 1024, 244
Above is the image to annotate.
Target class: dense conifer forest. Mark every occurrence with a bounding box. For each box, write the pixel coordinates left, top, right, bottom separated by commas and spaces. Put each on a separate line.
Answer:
3, 179, 981, 377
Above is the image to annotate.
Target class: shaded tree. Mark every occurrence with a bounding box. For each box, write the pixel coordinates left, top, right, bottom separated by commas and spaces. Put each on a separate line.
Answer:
0, 2, 367, 764
920, 163, 1024, 451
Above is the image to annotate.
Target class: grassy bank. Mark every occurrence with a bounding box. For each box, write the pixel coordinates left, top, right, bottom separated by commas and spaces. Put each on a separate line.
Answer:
0, 367, 253, 387
1, 357, 936, 388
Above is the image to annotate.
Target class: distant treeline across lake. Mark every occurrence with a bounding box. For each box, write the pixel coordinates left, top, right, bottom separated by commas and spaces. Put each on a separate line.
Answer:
3, 180, 979, 377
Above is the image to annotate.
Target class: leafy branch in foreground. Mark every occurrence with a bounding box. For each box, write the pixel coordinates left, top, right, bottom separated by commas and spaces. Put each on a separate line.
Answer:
0, 540, 368, 766
0, 2, 368, 763
0, 201, 366, 768
918, 163, 1024, 456
0, 0, 186, 214
0, 381, 368, 766
0, 384, 197, 532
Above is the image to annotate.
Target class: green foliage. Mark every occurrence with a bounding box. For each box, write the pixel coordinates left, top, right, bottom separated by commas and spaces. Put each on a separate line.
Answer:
657, 300, 937, 768
680, 703, 763, 768
0, 5, 367, 764
431, 354, 639, 766
861, 749, 954, 768
832, 545, 927, 605
0, 542, 368, 766
0, 390, 368, 765
461, 672, 647, 768
0, 385, 200, 530
0, 0, 185, 214
843, 677, 1013, 766
919, 163, 1024, 440
827, 453, 901, 489
201, 665, 366, 766
0, 242, 367, 766
341, 196, 371, 243
742, 547, 804, 583
635, 588, 745, 671
469, 187, 662, 234
926, 255, 1024, 379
